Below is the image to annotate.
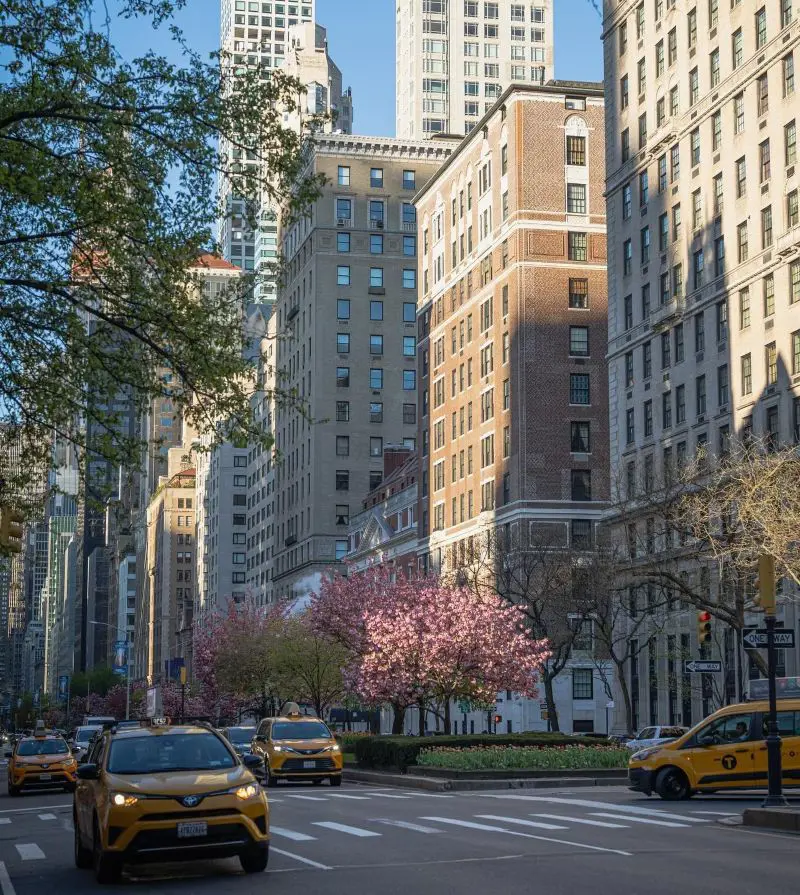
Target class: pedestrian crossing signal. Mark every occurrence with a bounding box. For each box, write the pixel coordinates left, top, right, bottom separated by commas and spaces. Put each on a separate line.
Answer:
0, 506, 24, 553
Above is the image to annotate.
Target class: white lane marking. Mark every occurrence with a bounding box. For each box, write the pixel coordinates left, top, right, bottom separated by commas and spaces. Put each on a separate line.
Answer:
365, 792, 410, 799
589, 813, 688, 828
284, 795, 328, 802
266, 798, 284, 803
270, 847, 331, 870
401, 792, 453, 798
482, 795, 709, 824
373, 819, 442, 834
37, 814, 57, 821
15, 844, 45, 861
0, 862, 17, 895
312, 821, 381, 838
531, 813, 629, 829
420, 817, 632, 857
0, 804, 68, 814
271, 826, 316, 842
691, 810, 739, 816
0, 819, 10, 826
476, 814, 568, 831
326, 793, 371, 800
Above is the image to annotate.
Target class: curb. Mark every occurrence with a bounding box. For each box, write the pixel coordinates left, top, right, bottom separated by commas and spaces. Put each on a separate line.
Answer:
741, 808, 800, 834
410, 766, 628, 781
344, 768, 630, 792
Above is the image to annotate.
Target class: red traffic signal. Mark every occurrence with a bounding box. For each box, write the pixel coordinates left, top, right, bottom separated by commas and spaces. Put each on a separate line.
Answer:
493, 714, 502, 724
697, 610, 712, 644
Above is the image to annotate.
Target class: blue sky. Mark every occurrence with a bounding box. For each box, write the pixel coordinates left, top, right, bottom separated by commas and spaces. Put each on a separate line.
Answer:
115, 0, 604, 137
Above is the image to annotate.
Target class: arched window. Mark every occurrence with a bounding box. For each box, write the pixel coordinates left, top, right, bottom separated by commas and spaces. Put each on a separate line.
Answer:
565, 116, 588, 166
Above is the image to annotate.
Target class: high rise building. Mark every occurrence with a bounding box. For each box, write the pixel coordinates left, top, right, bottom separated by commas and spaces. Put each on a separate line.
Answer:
218, 0, 353, 302
265, 134, 455, 604
416, 82, 612, 733
603, 0, 800, 728
395, 0, 555, 139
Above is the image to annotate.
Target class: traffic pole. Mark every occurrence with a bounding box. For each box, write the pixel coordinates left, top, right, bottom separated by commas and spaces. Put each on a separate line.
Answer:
762, 613, 788, 807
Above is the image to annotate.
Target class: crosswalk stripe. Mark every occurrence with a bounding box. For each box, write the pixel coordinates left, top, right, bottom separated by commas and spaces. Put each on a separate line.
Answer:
589, 812, 689, 828
270, 847, 331, 871
284, 795, 328, 801
37, 814, 57, 821
401, 792, 453, 798
312, 821, 381, 838
326, 793, 371, 800
476, 814, 568, 831
374, 819, 442, 834
691, 810, 737, 816
530, 813, 629, 829
270, 826, 317, 842
15, 844, 45, 861
482, 795, 709, 824
420, 817, 632, 857
0, 819, 10, 826
366, 792, 411, 799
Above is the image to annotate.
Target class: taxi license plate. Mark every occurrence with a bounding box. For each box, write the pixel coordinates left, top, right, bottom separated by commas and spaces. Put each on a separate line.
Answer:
303, 761, 316, 769
39, 774, 52, 781
177, 822, 207, 839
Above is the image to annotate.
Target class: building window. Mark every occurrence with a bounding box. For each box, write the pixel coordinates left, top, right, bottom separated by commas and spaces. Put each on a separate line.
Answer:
370, 167, 384, 188
732, 28, 743, 69
756, 7, 767, 50
336, 401, 350, 423
760, 139, 771, 183
787, 120, 797, 165
626, 407, 635, 444
766, 341, 778, 385
337, 165, 350, 186
370, 234, 384, 254
336, 333, 350, 354
369, 300, 383, 321
403, 335, 416, 357
370, 335, 384, 355
337, 232, 350, 253
569, 278, 589, 309
337, 265, 350, 286
337, 298, 351, 320
335, 540, 348, 561
370, 437, 383, 458
370, 402, 383, 423
370, 267, 384, 288
718, 364, 729, 408
336, 470, 349, 491
403, 169, 416, 190
568, 232, 588, 261
567, 183, 587, 214
571, 470, 592, 501
571, 519, 592, 549
571, 421, 591, 453
336, 436, 350, 456
569, 326, 589, 357
572, 668, 593, 700
336, 197, 352, 221
403, 269, 417, 289
403, 370, 416, 390
567, 135, 586, 165
570, 373, 590, 405
739, 288, 751, 329
741, 353, 752, 395
336, 366, 350, 388
370, 368, 384, 389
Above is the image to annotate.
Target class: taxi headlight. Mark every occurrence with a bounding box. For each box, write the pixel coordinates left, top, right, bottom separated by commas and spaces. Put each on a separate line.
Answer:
273, 745, 283, 752
234, 783, 259, 801
630, 746, 662, 763
330, 743, 341, 752
111, 792, 139, 808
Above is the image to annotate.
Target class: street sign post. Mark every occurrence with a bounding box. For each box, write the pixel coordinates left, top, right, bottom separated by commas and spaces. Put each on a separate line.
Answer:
683, 660, 723, 674
742, 628, 795, 650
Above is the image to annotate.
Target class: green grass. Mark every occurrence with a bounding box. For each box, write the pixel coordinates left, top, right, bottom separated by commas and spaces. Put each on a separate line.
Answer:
415, 745, 629, 771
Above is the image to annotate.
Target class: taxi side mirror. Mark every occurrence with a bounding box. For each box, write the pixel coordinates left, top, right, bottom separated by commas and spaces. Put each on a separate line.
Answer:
254, 734, 267, 743
76, 763, 99, 781
243, 754, 262, 770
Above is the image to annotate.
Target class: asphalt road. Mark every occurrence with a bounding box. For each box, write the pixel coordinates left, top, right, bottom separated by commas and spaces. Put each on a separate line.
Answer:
0, 781, 798, 894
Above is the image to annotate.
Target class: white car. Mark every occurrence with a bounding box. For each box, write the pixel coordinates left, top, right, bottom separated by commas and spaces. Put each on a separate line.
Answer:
625, 725, 688, 752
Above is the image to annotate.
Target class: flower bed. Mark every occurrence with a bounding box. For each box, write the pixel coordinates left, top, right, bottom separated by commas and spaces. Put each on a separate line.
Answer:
416, 744, 630, 771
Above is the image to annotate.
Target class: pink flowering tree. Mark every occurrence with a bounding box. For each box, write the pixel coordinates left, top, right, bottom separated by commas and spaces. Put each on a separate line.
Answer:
310, 569, 550, 734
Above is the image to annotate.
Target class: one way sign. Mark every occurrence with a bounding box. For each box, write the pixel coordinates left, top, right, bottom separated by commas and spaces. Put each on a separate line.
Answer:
683, 660, 722, 673
742, 628, 796, 650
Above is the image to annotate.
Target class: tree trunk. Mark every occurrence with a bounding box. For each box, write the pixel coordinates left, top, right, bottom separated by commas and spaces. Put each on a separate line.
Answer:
443, 699, 451, 734
615, 658, 634, 733
543, 671, 559, 732
418, 699, 426, 737
391, 702, 405, 734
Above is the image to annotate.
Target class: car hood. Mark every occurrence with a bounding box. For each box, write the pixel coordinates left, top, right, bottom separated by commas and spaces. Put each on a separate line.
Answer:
17, 753, 71, 764
105, 765, 253, 794
272, 738, 335, 750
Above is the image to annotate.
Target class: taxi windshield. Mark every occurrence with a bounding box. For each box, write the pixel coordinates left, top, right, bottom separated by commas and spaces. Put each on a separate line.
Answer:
225, 728, 255, 745
76, 727, 100, 744
107, 733, 236, 774
18, 739, 69, 756
272, 721, 332, 740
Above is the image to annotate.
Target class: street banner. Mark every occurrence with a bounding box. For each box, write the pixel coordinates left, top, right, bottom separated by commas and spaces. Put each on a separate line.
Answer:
57, 674, 69, 703
112, 640, 128, 676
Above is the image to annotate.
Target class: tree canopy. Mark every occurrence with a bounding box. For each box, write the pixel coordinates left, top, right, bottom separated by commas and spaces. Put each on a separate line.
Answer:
0, 0, 320, 497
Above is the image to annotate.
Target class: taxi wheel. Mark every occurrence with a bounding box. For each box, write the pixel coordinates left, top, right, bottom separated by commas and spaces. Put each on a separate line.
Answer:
92, 819, 122, 884
329, 775, 342, 787
74, 814, 92, 869
7, 781, 20, 797
312, 778, 324, 786
655, 766, 691, 801
240, 845, 269, 874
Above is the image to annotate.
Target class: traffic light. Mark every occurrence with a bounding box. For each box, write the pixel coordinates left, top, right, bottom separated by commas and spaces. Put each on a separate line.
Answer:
493, 714, 502, 725
753, 554, 777, 615
0, 506, 24, 553
697, 610, 712, 645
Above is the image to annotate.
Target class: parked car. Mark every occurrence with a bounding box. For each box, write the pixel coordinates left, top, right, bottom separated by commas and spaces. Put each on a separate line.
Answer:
625, 725, 688, 751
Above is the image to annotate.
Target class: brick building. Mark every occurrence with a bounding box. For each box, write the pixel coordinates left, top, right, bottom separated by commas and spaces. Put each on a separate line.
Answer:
415, 82, 613, 733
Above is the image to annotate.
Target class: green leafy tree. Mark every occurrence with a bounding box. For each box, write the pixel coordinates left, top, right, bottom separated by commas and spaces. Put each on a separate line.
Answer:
0, 0, 321, 498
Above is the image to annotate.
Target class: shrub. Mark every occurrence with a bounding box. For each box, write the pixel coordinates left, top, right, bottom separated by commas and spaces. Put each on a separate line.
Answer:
335, 732, 373, 750
353, 733, 603, 772
416, 744, 630, 771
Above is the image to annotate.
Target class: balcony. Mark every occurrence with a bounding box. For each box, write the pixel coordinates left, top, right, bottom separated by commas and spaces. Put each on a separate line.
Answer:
369, 218, 385, 230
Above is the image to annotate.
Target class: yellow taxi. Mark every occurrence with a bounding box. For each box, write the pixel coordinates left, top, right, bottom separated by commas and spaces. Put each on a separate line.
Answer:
73, 720, 269, 883
251, 703, 343, 787
7, 730, 77, 796
629, 698, 800, 800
